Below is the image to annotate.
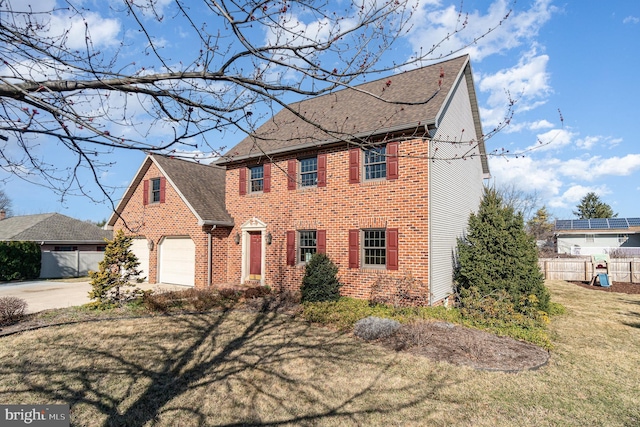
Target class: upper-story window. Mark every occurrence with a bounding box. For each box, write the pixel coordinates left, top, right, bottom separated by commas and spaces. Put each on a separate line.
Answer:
364, 146, 387, 180
300, 157, 318, 187
349, 142, 397, 184
287, 154, 326, 190
151, 177, 162, 203
250, 165, 264, 193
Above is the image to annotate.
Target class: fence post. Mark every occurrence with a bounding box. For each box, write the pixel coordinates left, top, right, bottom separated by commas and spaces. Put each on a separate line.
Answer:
544, 261, 549, 279
75, 250, 80, 278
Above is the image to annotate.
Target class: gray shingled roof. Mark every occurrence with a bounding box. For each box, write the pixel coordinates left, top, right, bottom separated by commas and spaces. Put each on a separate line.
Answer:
0, 213, 112, 242
108, 155, 233, 227
219, 55, 483, 163
153, 155, 233, 225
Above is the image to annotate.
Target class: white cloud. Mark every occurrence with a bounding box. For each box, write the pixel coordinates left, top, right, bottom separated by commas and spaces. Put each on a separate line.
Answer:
548, 184, 610, 209
488, 155, 563, 195
527, 128, 576, 152
560, 154, 640, 181
623, 16, 640, 24
478, 47, 552, 129
407, 0, 556, 61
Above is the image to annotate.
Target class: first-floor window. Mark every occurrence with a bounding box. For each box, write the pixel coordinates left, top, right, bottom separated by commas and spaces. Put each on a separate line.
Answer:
349, 228, 398, 270
55, 246, 78, 251
299, 230, 317, 263
363, 229, 386, 266
586, 234, 595, 243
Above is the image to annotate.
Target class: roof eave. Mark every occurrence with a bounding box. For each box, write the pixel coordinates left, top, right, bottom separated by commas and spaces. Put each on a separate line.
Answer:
216, 120, 435, 166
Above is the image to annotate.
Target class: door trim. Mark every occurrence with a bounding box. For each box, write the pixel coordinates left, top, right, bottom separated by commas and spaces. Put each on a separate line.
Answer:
240, 217, 267, 286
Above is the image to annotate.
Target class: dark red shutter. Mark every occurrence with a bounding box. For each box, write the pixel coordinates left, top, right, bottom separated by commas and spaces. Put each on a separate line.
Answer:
263, 163, 271, 193
287, 159, 297, 190
349, 148, 360, 184
317, 230, 326, 254
239, 168, 246, 195
317, 154, 327, 187
143, 180, 149, 205
387, 142, 399, 180
159, 177, 166, 203
348, 229, 359, 269
387, 228, 399, 270
286, 231, 296, 266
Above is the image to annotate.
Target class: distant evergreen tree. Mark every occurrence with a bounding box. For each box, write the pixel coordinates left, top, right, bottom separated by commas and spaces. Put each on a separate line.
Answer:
455, 187, 550, 312
573, 192, 617, 219
527, 206, 554, 240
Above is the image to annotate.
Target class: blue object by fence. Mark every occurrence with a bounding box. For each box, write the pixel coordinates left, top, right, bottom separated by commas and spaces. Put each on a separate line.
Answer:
598, 273, 610, 288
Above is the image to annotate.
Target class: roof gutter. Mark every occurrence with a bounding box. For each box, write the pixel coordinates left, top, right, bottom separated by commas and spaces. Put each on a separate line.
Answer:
198, 220, 235, 227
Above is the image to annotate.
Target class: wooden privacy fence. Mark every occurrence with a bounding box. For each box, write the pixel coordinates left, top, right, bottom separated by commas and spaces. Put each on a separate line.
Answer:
538, 258, 640, 284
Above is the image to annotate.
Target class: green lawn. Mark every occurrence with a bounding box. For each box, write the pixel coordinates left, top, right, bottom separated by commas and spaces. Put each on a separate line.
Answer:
0, 280, 639, 426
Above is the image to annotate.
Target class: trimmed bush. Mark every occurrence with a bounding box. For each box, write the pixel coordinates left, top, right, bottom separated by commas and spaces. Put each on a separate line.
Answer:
0, 296, 28, 324
0, 241, 40, 281
300, 253, 342, 303
354, 316, 401, 341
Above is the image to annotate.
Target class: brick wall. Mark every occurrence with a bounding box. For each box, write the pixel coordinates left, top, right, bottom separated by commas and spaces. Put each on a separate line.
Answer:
114, 161, 229, 287
224, 139, 430, 300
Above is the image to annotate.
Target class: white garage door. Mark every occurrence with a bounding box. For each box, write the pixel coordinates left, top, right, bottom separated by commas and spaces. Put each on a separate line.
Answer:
159, 236, 195, 286
130, 238, 150, 282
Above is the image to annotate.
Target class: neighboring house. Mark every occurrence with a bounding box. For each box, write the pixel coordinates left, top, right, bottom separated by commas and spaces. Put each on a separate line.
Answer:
107, 54, 489, 304
0, 212, 113, 278
555, 218, 640, 256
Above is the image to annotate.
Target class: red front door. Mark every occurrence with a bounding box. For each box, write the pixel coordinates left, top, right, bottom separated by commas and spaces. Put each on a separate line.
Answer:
249, 232, 262, 279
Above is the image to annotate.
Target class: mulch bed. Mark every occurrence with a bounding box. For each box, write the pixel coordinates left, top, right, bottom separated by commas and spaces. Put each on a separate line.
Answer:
569, 281, 640, 294
377, 321, 550, 372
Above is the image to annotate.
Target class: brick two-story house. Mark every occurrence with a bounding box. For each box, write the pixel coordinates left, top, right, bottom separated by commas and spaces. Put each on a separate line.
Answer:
107, 54, 489, 304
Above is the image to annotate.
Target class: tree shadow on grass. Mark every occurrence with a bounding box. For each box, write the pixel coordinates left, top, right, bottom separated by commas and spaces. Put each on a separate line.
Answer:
0, 300, 456, 426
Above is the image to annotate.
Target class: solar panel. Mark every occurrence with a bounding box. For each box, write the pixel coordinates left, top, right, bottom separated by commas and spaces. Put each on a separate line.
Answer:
573, 219, 590, 229
608, 218, 629, 229
589, 218, 609, 229
555, 220, 573, 230
628, 218, 640, 226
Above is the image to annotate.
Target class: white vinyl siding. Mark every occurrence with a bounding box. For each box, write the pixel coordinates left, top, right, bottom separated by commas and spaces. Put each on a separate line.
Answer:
429, 70, 486, 304
159, 236, 195, 286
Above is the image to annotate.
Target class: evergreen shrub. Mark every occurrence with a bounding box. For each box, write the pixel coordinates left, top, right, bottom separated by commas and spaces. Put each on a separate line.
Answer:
455, 187, 550, 313
300, 253, 342, 303
0, 241, 40, 281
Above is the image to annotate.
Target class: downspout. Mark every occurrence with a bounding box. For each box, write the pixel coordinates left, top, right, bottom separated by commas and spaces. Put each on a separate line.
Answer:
207, 226, 216, 287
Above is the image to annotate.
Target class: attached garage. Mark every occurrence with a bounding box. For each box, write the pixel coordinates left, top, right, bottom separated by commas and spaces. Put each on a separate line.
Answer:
130, 238, 150, 282
159, 236, 195, 286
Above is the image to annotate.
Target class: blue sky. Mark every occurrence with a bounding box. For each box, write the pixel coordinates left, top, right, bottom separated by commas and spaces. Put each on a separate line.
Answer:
2, 0, 639, 222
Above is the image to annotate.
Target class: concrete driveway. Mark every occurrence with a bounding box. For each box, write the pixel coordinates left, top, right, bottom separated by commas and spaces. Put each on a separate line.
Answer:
0, 280, 186, 313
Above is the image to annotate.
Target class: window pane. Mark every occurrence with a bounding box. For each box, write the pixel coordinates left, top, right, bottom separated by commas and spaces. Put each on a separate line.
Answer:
250, 166, 264, 192
299, 230, 317, 263
300, 157, 318, 187
363, 229, 386, 266
364, 146, 386, 180
151, 178, 161, 202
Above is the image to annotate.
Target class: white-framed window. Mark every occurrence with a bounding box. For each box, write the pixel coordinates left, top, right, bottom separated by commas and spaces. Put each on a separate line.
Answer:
298, 230, 317, 263
364, 145, 387, 180
299, 157, 318, 187
586, 234, 595, 243
151, 177, 161, 203
363, 229, 386, 267
249, 165, 264, 193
